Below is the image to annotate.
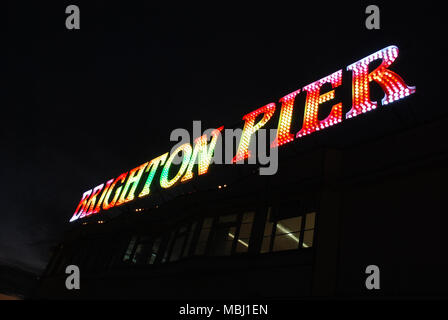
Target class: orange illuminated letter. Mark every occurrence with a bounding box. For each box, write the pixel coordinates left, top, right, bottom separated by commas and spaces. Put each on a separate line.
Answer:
233, 103, 276, 162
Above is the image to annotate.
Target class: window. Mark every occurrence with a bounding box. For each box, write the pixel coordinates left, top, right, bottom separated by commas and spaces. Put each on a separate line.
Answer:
261, 208, 274, 254
169, 226, 188, 262
123, 235, 163, 265
162, 231, 175, 263
123, 236, 137, 262
132, 236, 152, 264
148, 238, 161, 265
302, 212, 316, 248
182, 222, 197, 258
261, 207, 317, 253
195, 217, 213, 255
273, 216, 302, 251
210, 214, 238, 256
235, 211, 254, 253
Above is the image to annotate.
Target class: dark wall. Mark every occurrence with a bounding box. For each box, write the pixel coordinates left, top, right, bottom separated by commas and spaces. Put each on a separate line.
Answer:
337, 118, 448, 297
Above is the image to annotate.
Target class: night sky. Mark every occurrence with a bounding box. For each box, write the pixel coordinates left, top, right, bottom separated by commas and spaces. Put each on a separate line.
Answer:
3, 2, 444, 272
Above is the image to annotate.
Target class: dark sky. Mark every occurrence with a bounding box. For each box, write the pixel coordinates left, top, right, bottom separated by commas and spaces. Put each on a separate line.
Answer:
2, 1, 444, 272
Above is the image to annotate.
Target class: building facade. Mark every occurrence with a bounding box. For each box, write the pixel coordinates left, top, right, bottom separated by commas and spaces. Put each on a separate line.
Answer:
34, 43, 448, 299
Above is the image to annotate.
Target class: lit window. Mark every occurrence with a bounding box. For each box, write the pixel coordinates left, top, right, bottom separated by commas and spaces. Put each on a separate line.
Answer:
161, 231, 175, 263
147, 238, 161, 265
182, 222, 197, 258
132, 236, 152, 264
169, 226, 188, 262
209, 214, 239, 256
261, 208, 274, 254
261, 207, 317, 253
195, 217, 213, 255
273, 216, 302, 252
235, 212, 254, 253
123, 236, 137, 262
302, 212, 316, 248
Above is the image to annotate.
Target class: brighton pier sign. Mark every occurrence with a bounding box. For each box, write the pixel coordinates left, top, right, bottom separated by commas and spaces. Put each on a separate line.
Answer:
70, 45, 416, 222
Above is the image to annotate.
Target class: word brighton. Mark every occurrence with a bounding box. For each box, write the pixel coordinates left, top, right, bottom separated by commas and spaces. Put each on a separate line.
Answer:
70, 45, 415, 222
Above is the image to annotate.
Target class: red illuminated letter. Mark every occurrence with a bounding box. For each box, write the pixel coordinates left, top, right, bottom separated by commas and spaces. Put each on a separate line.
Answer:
233, 103, 276, 162
82, 183, 105, 218
93, 178, 114, 214
297, 70, 343, 138
116, 162, 149, 206
346, 45, 416, 118
271, 90, 300, 147
102, 173, 128, 210
70, 189, 92, 222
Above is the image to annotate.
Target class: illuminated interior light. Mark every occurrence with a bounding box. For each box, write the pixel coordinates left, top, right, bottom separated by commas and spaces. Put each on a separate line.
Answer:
102, 173, 128, 210
297, 70, 343, 138
82, 183, 105, 218
160, 143, 192, 188
276, 223, 308, 248
181, 126, 223, 182
272, 89, 301, 148
138, 153, 169, 198
346, 45, 416, 119
228, 233, 249, 248
116, 162, 149, 206
70, 189, 92, 222
233, 103, 276, 162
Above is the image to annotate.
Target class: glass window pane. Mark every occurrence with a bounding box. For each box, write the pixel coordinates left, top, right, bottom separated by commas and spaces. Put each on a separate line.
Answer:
148, 253, 157, 265
217, 240, 233, 256
239, 222, 253, 238
210, 226, 235, 256
170, 235, 186, 262
203, 217, 213, 228
132, 244, 143, 264
195, 241, 207, 255
162, 232, 175, 263
226, 226, 236, 241
303, 230, 314, 248
276, 217, 302, 234
219, 214, 237, 223
147, 238, 161, 264
264, 221, 273, 236
198, 229, 211, 243
242, 211, 255, 223
152, 238, 161, 253
273, 232, 300, 251
264, 210, 274, 234
182, 222, 197, 258
235, 239, 249, 253
260, 236, 271, 253
305, 212, 316, 230
195, 222, 211, 256
123, 236, 137, 261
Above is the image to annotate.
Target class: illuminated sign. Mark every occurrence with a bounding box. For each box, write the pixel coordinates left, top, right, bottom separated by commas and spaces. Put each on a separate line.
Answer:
70, 45, 415, 222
